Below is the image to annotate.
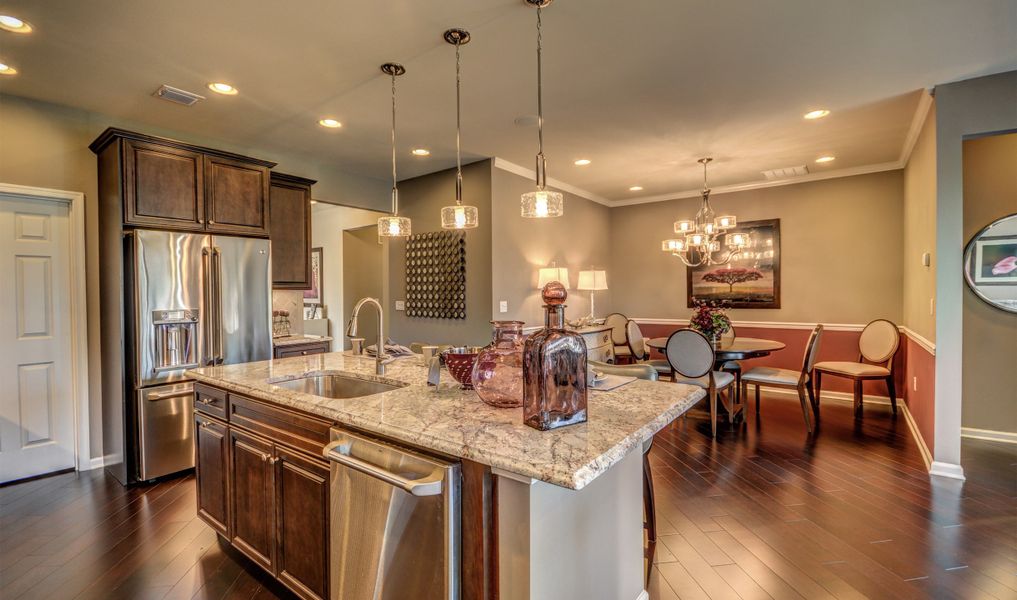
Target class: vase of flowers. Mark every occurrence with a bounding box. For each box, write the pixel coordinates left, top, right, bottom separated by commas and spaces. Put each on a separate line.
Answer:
689, 300, 731, 348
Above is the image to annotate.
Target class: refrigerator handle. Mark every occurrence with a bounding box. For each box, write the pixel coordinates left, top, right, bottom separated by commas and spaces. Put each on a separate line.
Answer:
201, 247, 215, 366
212, 247, 225, 365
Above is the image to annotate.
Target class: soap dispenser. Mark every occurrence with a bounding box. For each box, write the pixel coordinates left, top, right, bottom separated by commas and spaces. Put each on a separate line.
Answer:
522, 281, 588, 430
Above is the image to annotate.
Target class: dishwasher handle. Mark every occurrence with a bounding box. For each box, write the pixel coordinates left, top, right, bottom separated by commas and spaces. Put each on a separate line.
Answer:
325, 441, 444, 497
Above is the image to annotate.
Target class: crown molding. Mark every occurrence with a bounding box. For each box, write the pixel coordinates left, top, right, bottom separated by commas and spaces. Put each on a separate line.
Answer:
899, 89, 934, 166
491, 157, 612, 206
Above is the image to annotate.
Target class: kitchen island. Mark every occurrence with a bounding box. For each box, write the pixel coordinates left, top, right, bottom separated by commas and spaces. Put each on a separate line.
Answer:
188, 352, 704, 600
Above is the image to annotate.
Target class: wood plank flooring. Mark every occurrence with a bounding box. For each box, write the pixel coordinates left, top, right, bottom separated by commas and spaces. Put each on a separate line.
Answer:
1, 394, 1014, 600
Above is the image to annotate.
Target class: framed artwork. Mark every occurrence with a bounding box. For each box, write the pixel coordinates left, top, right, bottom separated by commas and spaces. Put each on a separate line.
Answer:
405, 230, 466, 319
303, 247, 323, 305
970, 235, 1017, 285
687, 218, 781, 309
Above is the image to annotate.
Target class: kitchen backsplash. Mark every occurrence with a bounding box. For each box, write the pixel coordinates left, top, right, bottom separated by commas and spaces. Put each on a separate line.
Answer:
272, 290, 305, 336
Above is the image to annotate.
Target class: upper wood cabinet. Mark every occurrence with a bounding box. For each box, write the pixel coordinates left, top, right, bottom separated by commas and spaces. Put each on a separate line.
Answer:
91, 128, 276, 237
269, 173, 316, 289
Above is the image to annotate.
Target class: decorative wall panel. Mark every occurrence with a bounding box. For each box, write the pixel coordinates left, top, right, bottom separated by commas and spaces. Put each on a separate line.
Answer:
405, 231, 466, 319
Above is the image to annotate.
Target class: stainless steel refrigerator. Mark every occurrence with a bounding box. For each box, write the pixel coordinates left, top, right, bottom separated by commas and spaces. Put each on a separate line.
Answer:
104, 229, 271, 484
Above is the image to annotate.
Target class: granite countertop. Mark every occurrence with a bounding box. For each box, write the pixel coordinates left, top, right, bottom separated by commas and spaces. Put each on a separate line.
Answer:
187, 353, 704, 490
272, 334, 333, 347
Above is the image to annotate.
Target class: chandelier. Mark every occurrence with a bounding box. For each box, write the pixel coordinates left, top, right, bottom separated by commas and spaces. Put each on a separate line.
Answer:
520, 0, 564, 219
440, 28, 479, 230
661, 158, 748, 267
377, 63, 411, 238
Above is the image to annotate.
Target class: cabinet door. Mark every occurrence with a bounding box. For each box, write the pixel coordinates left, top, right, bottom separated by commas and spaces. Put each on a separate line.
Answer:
229, 428, 276, 571
124, 139, 204, 230
205, 156, 270, 236
269, 179, 312, 289
194, 413, 229, 537
275, 447, 329, 600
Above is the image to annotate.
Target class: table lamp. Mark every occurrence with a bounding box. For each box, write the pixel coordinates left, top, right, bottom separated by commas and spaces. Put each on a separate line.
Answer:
577, 270, 608, 319
537, 266, 570, 290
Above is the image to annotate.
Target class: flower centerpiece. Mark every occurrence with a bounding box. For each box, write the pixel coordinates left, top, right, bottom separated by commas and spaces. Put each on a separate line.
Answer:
689, 300, 731, 347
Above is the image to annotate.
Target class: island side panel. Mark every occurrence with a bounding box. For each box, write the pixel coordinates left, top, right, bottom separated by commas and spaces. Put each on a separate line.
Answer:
462, 459, 500, 600
499, 449, 645, 600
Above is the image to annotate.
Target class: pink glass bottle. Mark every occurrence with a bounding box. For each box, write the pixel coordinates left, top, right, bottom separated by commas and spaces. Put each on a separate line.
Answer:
471, 321, 526, 407
522, 282, 588, 430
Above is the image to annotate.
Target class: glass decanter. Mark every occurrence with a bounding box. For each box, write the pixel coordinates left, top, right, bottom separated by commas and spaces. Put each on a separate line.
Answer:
522, 282, 588, 430
471, 321, 525, 408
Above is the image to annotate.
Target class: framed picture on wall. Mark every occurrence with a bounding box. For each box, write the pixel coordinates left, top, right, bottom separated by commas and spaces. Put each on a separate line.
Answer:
970, 235, 1017, 285
687, 218, 781, 309
303, 247, 323, 305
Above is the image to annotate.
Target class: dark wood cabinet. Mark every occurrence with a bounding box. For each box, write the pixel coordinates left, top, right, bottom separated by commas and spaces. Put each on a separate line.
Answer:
194, 413, 229, 537
229, 428, 277, 572
273, 339, 331, 359
275, 447, 330, 600
269, 173, 316, 289
206, 155, 271, 236
123, 139, 205, 230
91, 128, 276, 237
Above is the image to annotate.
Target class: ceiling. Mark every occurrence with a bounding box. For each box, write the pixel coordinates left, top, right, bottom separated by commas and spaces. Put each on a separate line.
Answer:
1, 0, 1015, 202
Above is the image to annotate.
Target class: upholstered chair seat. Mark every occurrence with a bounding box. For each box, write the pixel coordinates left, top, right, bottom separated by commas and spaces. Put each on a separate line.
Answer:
674, 370, 736, 389
740, 324, 824, 433
811, 361, 890, 377
813, 319, 901, 416
737, 366, 799, 386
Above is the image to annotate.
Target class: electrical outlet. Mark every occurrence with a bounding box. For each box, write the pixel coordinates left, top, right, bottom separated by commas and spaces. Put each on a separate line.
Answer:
913, 376, 918, 392
395, 300, 405, 311
499, 300, 508, 313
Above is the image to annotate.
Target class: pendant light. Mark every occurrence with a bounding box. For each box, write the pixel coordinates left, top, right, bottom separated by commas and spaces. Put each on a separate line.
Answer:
520, 0, 564, 219
441, 28, 479, 230
377, 63, 412, 238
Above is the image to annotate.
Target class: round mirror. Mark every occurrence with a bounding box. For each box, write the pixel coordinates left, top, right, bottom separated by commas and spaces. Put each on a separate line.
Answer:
964, 213, 1017, 313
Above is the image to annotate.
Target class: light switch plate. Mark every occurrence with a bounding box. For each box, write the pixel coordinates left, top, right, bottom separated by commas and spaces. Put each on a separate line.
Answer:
921, 252, 931, 267
395, 300, 405, 311
499, 300, 508, 313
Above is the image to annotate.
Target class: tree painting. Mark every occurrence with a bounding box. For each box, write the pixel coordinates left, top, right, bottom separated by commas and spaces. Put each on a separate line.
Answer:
701, 267, 764, 293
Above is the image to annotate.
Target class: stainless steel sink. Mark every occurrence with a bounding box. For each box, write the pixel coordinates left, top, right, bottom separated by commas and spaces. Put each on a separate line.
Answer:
271, 375, 402, 399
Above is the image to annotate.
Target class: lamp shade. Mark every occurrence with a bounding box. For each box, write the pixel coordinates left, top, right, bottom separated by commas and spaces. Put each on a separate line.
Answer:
537, 267, 570, 289
577, 270, 608, 291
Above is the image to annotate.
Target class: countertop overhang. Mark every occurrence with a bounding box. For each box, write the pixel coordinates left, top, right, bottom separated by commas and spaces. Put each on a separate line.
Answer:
188, 353, 704, 490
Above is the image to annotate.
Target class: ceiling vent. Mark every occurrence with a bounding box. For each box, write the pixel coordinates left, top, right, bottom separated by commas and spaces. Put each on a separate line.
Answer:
762, 165, 809, 180
152, 85, 205, 106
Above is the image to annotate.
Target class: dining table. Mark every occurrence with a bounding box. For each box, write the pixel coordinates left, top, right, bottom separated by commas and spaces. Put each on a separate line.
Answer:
645, 335, 787, 422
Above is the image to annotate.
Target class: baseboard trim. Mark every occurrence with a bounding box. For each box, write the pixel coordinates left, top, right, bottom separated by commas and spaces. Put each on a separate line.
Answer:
901, 403, 933, 470
87, 456, 104, 471
930, 461, 966, 480
961, 427, 1017, 445
635, 591, 649, 600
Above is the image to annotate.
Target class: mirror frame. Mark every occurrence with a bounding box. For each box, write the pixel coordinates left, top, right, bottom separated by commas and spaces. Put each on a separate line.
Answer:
963, 212, 1017, 314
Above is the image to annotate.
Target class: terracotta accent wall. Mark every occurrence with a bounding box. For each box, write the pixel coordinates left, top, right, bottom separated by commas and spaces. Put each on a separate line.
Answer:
904, 337, 936, 453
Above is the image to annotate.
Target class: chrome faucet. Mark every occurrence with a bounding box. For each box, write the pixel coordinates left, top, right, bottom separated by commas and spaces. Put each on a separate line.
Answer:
346, 297, 388, 375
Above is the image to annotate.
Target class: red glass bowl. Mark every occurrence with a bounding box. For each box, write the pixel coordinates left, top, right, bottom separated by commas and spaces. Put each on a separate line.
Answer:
442, 347, 481, 390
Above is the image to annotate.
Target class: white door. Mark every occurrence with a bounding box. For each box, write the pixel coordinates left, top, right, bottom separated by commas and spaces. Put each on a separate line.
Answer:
0, 194, 75, 483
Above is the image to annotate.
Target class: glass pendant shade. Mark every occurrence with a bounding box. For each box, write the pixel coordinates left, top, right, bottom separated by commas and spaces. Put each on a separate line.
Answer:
662, 238, 687, 253
521, 189, 564, 218
726, 232, 749, 248
675, 220, 695, 234
378, 215, 411, 237
717, 215, 737, 229
687, 233, 707, 247
441, 204, 479, 229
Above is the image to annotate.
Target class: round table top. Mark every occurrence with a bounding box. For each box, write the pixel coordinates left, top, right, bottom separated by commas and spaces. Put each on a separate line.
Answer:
646, 336, 786, 360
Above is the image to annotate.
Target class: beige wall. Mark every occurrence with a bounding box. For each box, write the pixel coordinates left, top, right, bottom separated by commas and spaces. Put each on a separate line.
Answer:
490, 167, 613, 327
961, 132, 1017, 434
903, 102, 938, 342
0, 93, 388, 459
385, 160, 494, 347
343, 225, 385, 350
609, 170, 905, 324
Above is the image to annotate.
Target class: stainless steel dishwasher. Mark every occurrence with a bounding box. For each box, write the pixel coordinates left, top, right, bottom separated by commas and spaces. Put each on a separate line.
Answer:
325, 428, 460, 600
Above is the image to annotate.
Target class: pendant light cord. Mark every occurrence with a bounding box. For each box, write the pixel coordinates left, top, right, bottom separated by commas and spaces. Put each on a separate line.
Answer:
535, 5, 547, 190
390, 72, 399, 216
455, 40, 463, 205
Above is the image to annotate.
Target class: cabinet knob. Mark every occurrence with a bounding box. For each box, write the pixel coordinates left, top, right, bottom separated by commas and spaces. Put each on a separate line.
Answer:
199, 421, 209, 429
301, 351, 308, 355
269, 456, 279, 465
200, 397, 213, 405
198, 218, 204, 224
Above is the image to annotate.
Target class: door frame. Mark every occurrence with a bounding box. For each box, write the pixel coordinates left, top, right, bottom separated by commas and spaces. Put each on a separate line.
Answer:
0, 183, 90, 472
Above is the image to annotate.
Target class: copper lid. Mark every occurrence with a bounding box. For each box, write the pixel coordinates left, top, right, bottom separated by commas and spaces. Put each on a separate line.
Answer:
541, 281, 567, 305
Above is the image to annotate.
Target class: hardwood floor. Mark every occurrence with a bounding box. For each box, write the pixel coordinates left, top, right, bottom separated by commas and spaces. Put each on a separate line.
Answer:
1, 394, 1013, 600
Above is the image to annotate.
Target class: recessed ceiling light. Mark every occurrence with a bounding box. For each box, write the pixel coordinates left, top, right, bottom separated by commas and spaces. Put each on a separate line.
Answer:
574, 159, 591, 166
629, 186, 643, 192
0, 62, 17, 75
0, 15, 32, 33
207, 82, 238, 95
411, 148, 431, 156
815, 155, 836, 163
803, 109, 830, 120
318, 118, 342, 128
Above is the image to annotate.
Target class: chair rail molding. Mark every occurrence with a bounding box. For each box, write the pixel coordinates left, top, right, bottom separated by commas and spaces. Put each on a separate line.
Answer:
0, 182, 91, 472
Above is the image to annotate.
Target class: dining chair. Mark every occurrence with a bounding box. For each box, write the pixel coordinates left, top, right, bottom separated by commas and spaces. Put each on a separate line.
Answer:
604, 312, 630, 363
740, 324, 824, 433
664, 329, 736, 438
719, 326, 741, 401
588, 359, 660, 573
625, 319, 672, 379
814, 319, 900, 416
